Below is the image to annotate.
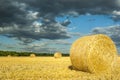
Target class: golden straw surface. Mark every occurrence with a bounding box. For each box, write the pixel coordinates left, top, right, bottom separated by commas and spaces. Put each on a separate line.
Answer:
70, 34, 117, 74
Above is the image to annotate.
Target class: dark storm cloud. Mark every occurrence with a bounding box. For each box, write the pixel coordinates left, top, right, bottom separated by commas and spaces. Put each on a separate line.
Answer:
0, 0, 30, 26
20, 0, 119, 15
92, 26, 120, 47
1, 0, 120, 25
0, 0, 120, 43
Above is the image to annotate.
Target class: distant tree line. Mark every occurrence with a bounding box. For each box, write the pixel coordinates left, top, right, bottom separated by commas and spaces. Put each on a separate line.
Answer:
0, 50, 69, 56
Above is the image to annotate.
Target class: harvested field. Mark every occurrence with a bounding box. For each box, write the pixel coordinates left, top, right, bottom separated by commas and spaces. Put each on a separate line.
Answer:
0, 57, 120, 80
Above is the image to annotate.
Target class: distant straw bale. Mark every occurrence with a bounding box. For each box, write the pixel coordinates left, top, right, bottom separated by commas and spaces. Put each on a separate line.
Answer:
30, 54, 36, 57
54, 52, 62, 58
70, 34, 117, 74
7, 55, 11, 57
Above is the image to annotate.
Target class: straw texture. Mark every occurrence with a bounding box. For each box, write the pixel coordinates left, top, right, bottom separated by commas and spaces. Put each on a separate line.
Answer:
70, 34, 117, 74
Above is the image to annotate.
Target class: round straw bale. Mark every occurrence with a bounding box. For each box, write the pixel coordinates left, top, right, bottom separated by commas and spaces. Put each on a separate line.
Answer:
117, 57, 120, 62
54, 52, 62, 58
30, 53, 36, 57
7, 55, 11, 57
70, 34, 117, 74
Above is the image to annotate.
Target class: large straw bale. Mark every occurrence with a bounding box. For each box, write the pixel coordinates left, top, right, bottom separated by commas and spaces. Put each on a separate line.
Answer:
54, 52, 62, 58
70, 34, 117, 74
117, 56, 120, 61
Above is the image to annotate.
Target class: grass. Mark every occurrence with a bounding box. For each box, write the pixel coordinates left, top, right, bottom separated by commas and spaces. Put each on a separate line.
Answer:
0, 57, 120, 80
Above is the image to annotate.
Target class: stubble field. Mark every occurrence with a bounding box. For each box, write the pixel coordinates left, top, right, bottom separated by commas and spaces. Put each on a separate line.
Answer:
0, 57, 120, 80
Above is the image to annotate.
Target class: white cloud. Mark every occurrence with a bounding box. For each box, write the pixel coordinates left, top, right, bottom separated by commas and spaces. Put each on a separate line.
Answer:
27, 11, 39, 20
67, 11, 79, 17
32, 21, 42, 32
0, 24, 18, 33
113, 10, 120, 15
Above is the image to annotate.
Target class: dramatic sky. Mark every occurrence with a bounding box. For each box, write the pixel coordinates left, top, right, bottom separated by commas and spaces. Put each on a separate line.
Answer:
0, 0, 120, 53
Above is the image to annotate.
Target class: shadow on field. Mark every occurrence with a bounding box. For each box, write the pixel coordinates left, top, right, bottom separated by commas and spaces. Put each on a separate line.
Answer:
68, 65, 91, 73
68, 65, 75, 70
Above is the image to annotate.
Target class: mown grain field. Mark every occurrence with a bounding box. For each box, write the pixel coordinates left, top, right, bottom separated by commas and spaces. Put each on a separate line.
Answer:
0, 57, 120, 80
